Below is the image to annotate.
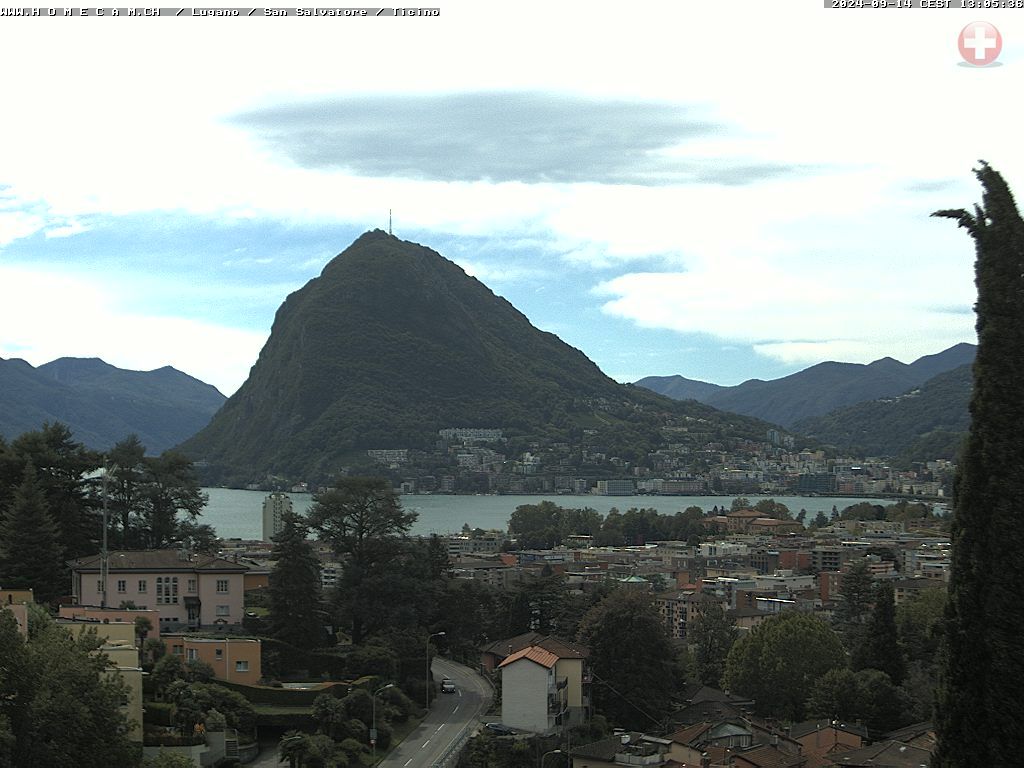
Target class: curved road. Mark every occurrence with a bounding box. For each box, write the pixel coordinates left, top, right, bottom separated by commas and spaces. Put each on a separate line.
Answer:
248, 658, 491, 768
380, 658, 491, 768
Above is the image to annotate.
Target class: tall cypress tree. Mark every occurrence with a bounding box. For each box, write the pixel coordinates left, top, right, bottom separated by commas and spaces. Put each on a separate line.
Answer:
852, 580, 904, 686
932, 163, 1024, 766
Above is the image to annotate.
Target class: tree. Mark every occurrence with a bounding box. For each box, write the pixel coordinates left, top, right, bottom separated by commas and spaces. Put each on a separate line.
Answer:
309, 477, 417, 644
730, 497, 751, 512
107, 435, 147, 549
268, 511, 324, 650
10, 606, 140, 767
852, 581, 904, 685
807, 667, 908, 737
754, 499, 791, 519
833, 559, 873, 647
811, 510, 828, 529
722, 611, 845, 721
139, 451, 207, 549
144, 752, 196, 768
578, 590, 682, 730
0, 465, 65, 604
689, 600, 738, 688
932, 164, 1024, 767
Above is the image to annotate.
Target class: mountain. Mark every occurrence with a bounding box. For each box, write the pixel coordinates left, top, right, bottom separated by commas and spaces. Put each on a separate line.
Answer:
636, 344, 976, 428
0, 357, 226, 453
793, 363, 972, 462
179, 230, 779, 485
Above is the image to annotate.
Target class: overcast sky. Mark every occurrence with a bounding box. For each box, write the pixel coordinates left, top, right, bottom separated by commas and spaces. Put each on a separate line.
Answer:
0, 2, 1019, 396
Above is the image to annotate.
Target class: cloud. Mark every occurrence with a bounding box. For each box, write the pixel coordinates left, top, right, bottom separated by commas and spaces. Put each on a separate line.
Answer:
230, 92, 806, 187
0, 265, 265, 396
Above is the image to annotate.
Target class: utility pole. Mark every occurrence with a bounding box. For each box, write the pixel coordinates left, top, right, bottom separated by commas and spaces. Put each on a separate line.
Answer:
101, 464, 109, 608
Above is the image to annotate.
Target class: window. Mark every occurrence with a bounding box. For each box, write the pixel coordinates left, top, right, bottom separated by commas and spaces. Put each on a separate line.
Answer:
157, 577, 179, 604
172, 645, 183, 655
138, 580, 147, 593
215, 649, 223, 659
216, 605, 230, 617
235, 661, 249, 673
187, 579, 197, 593
187, 648, 198, 661
97, 580, 103, 593
117, 580, 126, 593
216, 579, 229, 594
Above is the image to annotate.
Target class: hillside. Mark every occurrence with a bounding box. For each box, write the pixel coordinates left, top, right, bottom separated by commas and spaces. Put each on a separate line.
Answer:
179, 231, 783, 485
793, 363, 972, 462
636, 343, 975, 428
0, 357, 226, 453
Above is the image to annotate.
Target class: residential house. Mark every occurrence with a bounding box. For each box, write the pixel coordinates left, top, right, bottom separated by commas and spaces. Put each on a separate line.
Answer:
788, 720, 867, 768
488, 633, 589, 734
571, 732, 673, 768
162, 635, 262, 685
822, 740, 932, 767
68, 549, 249, 632
58, 605, 162, 639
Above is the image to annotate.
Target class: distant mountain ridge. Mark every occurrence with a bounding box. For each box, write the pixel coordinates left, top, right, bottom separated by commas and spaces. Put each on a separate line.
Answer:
794, 363, 972, 462
635, 342, 976, 428
0, 356, 226, 453
179, 230, 781, 485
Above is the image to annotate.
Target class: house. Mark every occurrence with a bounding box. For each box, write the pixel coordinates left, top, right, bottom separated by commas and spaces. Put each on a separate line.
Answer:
491, 634, 590, 734
571, 732, 673, 768
59, 617, 143, 743
162, 635, 262, 685
788, 720, 867, 768
58, 605, 162, 639
822, 740, 932, 767
726, 510, 764, 533
67, 549, 249, 632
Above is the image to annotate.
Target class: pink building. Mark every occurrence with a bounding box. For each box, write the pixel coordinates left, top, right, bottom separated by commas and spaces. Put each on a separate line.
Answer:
67, 550, 249, 632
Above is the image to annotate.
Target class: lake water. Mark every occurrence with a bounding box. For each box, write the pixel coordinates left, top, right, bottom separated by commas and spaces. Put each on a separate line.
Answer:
200, 488, 887, 540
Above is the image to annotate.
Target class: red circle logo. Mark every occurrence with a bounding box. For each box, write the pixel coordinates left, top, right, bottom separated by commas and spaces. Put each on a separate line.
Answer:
959, 22, 1001, 66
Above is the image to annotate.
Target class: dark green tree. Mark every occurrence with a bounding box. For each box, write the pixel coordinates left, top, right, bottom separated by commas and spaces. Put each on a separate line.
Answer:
933, 163, 1024, 767
0, 465, 65, 604
852, 581, 904, 685
107, 435, 147, 549
833, 559, 873, 647
722, 611, 845, 721
268, 511, 324, 650
309, 477, 417, 644
139, 451, 207, 549
578, 590, 681, 730
13, 606, 140, 767
689, 600, 738, 688
10, 422, 102, 562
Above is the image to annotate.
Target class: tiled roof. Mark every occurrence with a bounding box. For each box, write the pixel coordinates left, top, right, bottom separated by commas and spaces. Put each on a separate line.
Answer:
670, 722, 713, 745
734, 744, 805, 768
499, 645, 559, 670
789, 720, 868, 740
67, 550, 249, 572
823, 740, 932, 767
481, 632, 588, 660
571, 732, 646, 761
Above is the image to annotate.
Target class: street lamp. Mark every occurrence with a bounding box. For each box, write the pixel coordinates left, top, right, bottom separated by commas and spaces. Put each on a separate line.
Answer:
426, 631, 446, 711
540, 748, 562, 768
371, 683, 394, 759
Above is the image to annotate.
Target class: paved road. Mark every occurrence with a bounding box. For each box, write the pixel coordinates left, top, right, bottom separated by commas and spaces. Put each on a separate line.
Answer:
379, 657, 491, 768
247, 658, 491, 768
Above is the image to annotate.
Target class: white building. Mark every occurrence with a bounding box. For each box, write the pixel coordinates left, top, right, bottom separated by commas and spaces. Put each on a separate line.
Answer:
262, 492, 293, 542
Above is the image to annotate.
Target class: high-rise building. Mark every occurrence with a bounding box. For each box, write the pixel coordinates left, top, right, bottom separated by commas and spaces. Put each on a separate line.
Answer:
262, 492, 293, 542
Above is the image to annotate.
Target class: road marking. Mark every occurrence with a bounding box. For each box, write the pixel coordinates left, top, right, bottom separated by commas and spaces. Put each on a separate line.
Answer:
404, 761, 412, 767
435, 725, 444, 733
423, 740, 431, 747
454, 705, 460, 714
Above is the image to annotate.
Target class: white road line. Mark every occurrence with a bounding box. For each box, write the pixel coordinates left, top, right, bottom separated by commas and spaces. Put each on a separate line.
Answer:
435, 725, 444, 733
454, 705, 460, 714
423, 740, 431, 747
404, 760, 413, 767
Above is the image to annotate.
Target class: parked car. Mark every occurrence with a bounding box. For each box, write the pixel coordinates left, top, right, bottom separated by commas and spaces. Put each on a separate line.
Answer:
485, 723, 516, 735
441, 678, 456, 694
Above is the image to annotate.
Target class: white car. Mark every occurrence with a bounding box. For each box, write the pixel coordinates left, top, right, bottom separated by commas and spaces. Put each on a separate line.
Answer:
441, 679, 456, 693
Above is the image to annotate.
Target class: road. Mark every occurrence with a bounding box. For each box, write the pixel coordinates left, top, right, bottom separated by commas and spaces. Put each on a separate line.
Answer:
247, 657, 491, 768
380, 657, 491, 768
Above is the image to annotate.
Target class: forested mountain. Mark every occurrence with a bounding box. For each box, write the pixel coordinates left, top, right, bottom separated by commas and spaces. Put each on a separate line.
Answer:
636, 343, 975, 428
793, 364, 972, 462
0, 357, 225, 453
179, 230, 781, 485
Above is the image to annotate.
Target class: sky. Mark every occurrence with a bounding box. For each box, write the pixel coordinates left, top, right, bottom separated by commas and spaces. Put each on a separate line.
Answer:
0, 2, 1019, 397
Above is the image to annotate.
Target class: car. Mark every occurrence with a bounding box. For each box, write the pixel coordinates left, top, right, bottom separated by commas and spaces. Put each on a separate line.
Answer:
485, 723, 516, 735
440, 678, 456, 694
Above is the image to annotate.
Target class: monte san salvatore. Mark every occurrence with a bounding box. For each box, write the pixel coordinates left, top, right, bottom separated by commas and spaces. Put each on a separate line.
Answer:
178, 230, 775, 488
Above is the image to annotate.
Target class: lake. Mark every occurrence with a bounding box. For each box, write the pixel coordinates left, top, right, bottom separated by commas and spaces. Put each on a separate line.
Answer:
200, 487, 888, 540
